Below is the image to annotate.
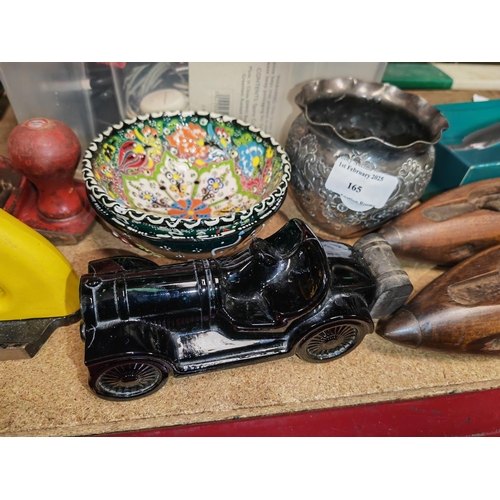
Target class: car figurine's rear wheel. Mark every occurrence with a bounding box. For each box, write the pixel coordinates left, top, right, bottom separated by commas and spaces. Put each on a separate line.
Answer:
296, 320, 371, 363
90, 359, 169, 401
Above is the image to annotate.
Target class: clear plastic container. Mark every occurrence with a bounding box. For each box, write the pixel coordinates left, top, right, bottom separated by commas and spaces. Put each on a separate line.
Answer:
0, 62, 123, 150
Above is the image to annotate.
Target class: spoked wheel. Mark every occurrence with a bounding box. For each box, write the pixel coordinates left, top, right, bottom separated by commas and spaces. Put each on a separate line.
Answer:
296, 320, 371, 363
90, 359, 169, 401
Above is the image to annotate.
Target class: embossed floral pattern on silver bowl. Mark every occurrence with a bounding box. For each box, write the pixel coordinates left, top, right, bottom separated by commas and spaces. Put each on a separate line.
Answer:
286, 78, 449, 237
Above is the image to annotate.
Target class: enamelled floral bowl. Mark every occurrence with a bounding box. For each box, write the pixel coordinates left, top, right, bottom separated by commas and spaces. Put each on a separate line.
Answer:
83, 111, 291, 258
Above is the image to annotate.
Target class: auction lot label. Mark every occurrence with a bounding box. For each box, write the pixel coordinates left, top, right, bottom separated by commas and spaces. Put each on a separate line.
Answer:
325, 156, 398, 212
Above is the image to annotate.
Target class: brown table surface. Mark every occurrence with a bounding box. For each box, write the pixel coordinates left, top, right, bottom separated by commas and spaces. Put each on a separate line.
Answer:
1, 90, 500, 437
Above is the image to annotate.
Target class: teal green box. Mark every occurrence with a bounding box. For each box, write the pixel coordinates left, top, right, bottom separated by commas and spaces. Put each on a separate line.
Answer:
424, 99, 500, 199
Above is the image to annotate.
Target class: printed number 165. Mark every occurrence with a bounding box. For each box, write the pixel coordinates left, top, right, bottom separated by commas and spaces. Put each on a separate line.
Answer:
348, 183, 362, 193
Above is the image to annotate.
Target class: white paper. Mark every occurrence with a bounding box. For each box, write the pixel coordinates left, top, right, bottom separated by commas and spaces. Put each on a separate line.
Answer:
325, 156, 398, 212
188, 63, 387, 144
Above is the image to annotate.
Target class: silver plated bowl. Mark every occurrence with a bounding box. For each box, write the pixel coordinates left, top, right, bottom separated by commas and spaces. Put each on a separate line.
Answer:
286, 78, 449, 237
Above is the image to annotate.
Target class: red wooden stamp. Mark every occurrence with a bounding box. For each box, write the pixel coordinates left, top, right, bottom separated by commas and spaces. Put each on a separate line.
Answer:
2, 117, 95, 244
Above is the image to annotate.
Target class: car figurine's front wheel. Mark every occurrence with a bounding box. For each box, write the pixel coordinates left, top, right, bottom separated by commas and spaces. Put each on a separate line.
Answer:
89, 359, 169, 401
296, 320, 371, 363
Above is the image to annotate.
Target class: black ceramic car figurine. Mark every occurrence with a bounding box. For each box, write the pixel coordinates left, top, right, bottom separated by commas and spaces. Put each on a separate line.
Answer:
80, 219, 412, 400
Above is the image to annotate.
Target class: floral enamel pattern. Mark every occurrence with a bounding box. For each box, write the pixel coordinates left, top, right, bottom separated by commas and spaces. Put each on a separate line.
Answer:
83, 112, 290, 227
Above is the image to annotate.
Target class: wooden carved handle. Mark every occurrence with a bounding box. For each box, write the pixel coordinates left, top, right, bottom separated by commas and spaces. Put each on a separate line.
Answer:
7, 117, 83, 220
379, 178, 500, 265
377, 245, 500, 355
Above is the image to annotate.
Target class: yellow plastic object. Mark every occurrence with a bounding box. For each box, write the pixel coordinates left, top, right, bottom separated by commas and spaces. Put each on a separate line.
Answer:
0, 208, 80, 321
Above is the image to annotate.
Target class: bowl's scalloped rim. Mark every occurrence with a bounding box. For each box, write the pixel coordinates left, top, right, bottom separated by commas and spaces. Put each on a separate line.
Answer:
82, 111, 291, 229
295, 77, 450, 148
